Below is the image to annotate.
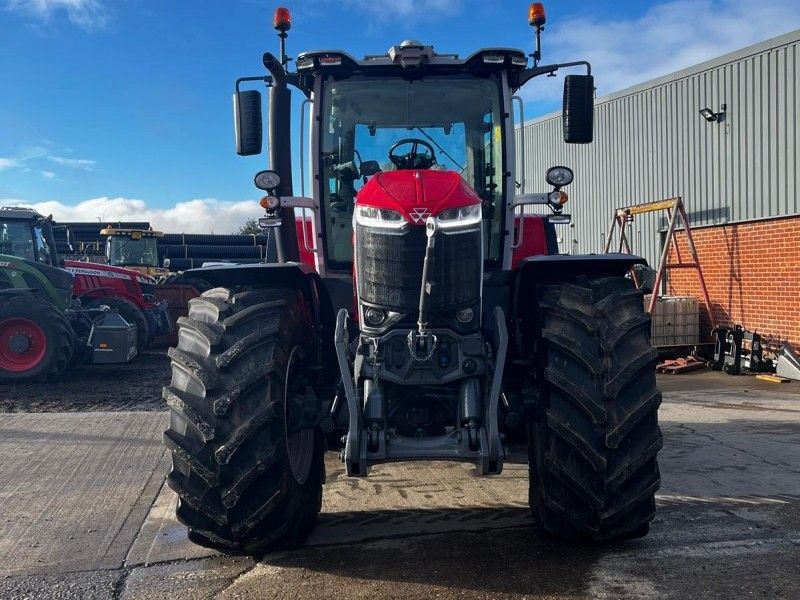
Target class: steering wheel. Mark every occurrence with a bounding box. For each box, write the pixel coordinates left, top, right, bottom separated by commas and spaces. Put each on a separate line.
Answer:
388, 138, 436, 170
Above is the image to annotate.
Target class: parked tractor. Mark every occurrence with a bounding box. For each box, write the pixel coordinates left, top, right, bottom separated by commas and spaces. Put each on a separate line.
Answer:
163, 4, 662, 552
64, 257, 171, 352
0, 207, 137, 381
100, 225, 166, 277
59, 225, 172, 351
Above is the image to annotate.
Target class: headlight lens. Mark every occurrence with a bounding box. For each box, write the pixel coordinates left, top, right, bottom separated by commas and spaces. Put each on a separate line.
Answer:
364, 307, 386, 326
545, 166, 574, 187
435, 204, 482, 230
355, 206, 407, 229
254, 170, 281, 191
456, 307, 475, 324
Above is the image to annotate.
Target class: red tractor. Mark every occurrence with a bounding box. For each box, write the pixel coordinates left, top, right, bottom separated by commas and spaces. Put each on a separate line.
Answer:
65, 260, 171, 351
163, 4, 661, 552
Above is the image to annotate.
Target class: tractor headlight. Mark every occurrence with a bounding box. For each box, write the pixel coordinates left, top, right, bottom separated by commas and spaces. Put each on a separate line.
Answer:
435, 204, 482, 230
363, 307, 386, 327
355, 206, 407, 230
456, 307, 475, 324
545, 166, 574, 187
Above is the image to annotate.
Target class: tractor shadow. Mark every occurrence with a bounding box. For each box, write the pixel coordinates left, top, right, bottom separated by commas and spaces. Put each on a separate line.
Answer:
262, 511, 655, 598
255, 413, 800, 598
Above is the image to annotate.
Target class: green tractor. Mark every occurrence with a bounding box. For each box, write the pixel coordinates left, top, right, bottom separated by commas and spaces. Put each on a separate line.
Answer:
0, 207, 138, 381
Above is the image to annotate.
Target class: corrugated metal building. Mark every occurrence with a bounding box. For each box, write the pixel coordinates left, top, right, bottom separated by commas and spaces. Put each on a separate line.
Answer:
518, 29, 799, 262
518, 29, 800, 346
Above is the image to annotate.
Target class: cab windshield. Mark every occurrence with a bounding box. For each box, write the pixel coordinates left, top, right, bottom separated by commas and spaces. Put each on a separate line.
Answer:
0, 220, 37, 262
319, 74, 505, 268
107, 236, 158, 267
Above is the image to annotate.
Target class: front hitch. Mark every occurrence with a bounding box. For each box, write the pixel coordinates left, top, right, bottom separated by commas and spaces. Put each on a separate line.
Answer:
408, 217, 438, 361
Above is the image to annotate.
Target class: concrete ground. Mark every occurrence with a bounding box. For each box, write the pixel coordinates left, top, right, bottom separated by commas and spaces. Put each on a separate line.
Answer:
1, 370, 799, 599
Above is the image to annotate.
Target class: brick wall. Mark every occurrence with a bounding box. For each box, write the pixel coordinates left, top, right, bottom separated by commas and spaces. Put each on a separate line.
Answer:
665, 215, 800, 347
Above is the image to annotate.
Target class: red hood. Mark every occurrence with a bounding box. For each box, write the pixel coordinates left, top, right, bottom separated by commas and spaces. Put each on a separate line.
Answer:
63, 260, 156, 284
356, 170, 481, 225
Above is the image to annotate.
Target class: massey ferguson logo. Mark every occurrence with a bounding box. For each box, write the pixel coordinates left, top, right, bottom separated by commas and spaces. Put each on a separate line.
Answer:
409, 207, 431, 224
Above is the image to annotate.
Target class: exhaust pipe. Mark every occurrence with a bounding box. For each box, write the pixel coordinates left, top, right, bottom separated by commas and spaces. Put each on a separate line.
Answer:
262, 52, 300, 262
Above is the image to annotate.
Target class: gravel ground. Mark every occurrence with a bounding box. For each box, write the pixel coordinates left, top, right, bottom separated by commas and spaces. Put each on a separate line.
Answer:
0, 351, 170, 412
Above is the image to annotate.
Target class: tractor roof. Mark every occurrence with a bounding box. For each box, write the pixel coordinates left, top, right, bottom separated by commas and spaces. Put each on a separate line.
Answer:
295, 42, 528, 85
0, 206, 45, 221
100, 226, 163, 238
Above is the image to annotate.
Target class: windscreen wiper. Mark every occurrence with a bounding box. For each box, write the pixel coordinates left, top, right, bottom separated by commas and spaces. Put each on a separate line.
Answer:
414, 127, 465, 173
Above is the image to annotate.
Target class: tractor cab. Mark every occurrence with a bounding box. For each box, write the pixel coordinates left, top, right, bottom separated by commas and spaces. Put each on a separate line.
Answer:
310, 49, 512, 269
0, 207, 73, 306
237, 34, 591, 275
0, 207, 58, 268
100, 226, 164, 276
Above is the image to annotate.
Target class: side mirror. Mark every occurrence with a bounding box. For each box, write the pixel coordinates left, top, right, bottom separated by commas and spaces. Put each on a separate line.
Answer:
360, 160, 381, 177
233, 90, 263, 156
563, 75, 594, 144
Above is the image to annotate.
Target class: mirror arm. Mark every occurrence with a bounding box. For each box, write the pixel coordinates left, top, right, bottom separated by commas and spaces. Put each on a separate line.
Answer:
513, 60, 592, 89
235, 75, 272, 93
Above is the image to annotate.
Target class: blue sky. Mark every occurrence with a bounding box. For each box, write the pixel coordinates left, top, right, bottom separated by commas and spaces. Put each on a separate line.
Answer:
0, 0, 797, 232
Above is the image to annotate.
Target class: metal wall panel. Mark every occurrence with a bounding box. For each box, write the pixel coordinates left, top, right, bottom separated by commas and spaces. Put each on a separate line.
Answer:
517, 30, 800, 265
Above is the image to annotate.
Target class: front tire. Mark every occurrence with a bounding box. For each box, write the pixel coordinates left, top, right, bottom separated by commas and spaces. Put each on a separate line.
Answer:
527, 275, 663, 541
163, 286, 324, 553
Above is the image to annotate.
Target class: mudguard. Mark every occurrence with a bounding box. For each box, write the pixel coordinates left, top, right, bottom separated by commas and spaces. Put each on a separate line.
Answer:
516, 253, 647, 281
511, 253, 648, 356
0, 255, 72, 309
179, 262, 336, 373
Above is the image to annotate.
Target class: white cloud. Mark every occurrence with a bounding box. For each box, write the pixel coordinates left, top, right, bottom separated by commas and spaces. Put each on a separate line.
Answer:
40, 170, 57, 179
0, 158, 22, 171
0, 197, 263, 234
5, 0, 108, 29
47, 155, 96, 170
522, 0, 799, 107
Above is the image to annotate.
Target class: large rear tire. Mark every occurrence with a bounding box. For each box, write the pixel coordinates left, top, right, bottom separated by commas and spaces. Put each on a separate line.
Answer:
0, 295, 74, 381
163, 286, 324, 553
527, 275, 663, 541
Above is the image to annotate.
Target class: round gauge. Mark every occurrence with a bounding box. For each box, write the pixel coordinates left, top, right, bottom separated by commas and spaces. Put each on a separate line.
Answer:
545, 166, 574, 187
254, 170, 281, 191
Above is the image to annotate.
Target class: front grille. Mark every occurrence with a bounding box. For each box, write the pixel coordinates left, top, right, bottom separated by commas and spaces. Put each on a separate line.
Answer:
356, 224, 481, 312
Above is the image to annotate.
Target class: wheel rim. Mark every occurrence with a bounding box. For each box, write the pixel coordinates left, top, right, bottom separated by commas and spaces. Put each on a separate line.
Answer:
284, 345, 315, 484
0, 318, 47, 373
